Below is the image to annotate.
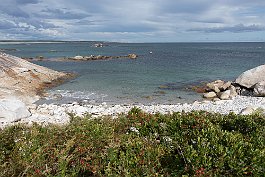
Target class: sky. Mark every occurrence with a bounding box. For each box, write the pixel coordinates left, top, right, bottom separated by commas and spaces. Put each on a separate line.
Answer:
0, 0, 265, 42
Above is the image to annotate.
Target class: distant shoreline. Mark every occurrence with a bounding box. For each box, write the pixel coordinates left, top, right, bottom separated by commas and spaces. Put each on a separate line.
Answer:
0, 40, 265, 44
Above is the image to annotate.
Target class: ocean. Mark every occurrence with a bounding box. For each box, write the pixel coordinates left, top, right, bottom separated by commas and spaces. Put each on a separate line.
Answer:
1, 41, 265, 105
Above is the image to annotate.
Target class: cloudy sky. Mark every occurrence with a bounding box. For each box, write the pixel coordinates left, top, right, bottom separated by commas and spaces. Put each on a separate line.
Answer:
0, 0, 265, 42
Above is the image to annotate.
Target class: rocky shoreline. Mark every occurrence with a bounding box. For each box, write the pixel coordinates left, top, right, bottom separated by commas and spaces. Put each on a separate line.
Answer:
0, 52, 74, 126
1, 53, 265, 129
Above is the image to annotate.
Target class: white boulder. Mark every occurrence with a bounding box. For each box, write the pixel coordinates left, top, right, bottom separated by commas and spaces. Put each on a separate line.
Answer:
203, 91, 217, 98
235, 65, 265, 88
240, 107, 255, 115
219, 90, 231, 100
0, 98, 31, 123
73, 56, 84, 60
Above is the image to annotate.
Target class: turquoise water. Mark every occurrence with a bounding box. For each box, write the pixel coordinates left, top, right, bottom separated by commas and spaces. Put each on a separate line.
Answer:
1, 42, 265, 104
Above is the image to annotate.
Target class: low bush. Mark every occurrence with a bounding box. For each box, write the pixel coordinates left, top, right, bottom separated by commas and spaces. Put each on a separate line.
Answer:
0, 109, 264, 176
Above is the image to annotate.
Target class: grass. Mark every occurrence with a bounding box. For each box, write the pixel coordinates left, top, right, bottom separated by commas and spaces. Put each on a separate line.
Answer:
0, 108, 264, 176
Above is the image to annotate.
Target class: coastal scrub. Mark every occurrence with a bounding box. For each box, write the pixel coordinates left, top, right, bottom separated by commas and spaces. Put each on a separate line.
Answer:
0, 109, 264, 176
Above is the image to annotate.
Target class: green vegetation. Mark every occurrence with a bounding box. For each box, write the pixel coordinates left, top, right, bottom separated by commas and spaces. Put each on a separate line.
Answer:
0, 108, 264, 176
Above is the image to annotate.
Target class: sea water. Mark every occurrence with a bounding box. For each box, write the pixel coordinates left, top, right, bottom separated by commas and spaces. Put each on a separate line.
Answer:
1, 42, 265, 105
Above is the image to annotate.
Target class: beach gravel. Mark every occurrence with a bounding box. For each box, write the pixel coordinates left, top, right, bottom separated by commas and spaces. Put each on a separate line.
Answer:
0, 95, 260, 129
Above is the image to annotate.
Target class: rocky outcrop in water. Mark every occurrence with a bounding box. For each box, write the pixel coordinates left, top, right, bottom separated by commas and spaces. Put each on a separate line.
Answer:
69, 54, 138, 61
23, 53, 139, 62
0, 52, 71, 124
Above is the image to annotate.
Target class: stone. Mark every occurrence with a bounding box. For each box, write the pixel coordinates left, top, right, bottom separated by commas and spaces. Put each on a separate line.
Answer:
12, 67, 30, 73
240, 107, 255, 115
128, 54, 137, 59
219, 90, 231, 100
52, 93, 63, 100
241, 88, 253, 96
206, 80, 225, 91
73, 56, 84, 60
203, 91, 217, 98
0, 52, 67, 103
253, 81, 265, 96
0, 98, 31, 123
228, 85, 238, 98
74, 106, 88, 116
235, 86, 241, 95
235, 64, 265, 88
220, 81, 232, 91
213, 86, 220, 93
213, 98, 221, 102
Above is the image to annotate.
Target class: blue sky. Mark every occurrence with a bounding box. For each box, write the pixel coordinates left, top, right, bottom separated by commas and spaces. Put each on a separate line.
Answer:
0, 0, 265, 42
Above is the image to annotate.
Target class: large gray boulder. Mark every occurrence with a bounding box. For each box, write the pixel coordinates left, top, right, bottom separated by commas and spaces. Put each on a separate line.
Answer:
235, 65, 265, 88
0, 98, 31, 123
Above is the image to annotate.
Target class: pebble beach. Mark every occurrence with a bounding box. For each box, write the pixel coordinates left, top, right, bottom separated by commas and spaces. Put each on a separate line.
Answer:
0, 95, 262, 129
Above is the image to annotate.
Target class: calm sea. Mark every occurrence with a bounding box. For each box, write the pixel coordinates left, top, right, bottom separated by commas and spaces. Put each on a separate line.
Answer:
1, 41, 265, 105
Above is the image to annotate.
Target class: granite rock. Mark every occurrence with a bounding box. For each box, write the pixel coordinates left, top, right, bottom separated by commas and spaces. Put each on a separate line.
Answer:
235, 64, 265, 88
253, 81, 265, 96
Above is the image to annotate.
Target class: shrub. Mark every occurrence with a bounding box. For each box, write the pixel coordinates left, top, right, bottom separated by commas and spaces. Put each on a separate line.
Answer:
0, 110, 264, 176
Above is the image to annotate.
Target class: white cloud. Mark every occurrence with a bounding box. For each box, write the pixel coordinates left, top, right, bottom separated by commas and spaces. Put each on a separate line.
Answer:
0, 0, 265, 41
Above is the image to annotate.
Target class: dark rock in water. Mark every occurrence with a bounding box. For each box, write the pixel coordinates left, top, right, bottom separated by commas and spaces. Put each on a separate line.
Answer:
154, 91, 166, 95
36, 56, 44, 59
143, 95, 153, 99
52, 93, 63, 100
159, 85, 169, 89
191, 85, 208, 93
159, 83, 181, 90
